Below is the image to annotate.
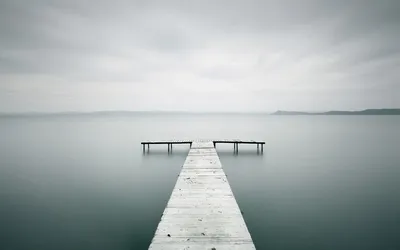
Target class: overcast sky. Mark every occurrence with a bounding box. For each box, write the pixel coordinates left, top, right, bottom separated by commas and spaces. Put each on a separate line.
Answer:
0, 0, 399, 112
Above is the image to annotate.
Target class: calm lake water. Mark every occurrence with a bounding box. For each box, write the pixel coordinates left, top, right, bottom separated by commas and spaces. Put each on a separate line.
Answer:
0, 114, 399, 250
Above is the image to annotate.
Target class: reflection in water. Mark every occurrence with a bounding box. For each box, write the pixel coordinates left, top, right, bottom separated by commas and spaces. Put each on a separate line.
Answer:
142, 150, 189, 156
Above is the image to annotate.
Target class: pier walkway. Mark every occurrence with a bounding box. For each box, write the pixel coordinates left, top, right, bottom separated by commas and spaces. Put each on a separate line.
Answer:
147, 140, 257, 250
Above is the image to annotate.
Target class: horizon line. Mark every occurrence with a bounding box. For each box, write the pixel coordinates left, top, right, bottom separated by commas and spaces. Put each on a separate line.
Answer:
1, 108, 399, 116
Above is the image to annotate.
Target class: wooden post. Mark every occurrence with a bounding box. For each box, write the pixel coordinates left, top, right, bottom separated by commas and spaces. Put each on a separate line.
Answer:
233, 143, 236, 153
236, 143, 239, 154
171, 144, 173, 152
143, 144, 145, 154
261, 144, 264, 153
147, 144, 150, 153
257, 144, 259, 154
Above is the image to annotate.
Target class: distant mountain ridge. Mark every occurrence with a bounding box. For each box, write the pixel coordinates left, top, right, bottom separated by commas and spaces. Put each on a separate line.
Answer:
273, 109, 400, 115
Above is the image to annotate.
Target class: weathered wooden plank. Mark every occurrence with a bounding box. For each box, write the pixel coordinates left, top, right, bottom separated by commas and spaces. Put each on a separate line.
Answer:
148, 140, 255, 249
150, 243, 256, 250
162, 207, 242, 216
179, 169, 225, 175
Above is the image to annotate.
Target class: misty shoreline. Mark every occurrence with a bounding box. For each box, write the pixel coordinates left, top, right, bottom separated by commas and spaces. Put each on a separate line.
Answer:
1, 109, 400, 117
272, 109, 400, 115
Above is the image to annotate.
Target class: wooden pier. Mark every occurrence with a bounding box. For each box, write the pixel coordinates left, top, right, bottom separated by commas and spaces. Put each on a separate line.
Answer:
146, 140, 259, 250
141, 139, 265, 154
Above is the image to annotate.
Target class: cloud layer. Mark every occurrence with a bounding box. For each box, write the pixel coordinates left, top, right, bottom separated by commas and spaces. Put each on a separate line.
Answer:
1, 0, 399, 112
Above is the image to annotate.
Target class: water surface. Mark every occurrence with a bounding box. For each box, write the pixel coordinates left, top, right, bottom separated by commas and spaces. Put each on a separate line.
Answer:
0, 114, 399, 250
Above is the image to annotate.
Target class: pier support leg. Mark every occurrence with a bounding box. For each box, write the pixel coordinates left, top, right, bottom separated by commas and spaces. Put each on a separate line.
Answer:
261, 144, 264, 154
233, 143, 236, 154
147, 144, 150, 153
143, 144, 145, 154
171, 144, 173, 153
257, 144, 259, 154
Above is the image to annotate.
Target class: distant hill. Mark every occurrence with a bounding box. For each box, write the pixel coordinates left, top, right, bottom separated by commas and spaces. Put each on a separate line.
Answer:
272, 109, 400, 115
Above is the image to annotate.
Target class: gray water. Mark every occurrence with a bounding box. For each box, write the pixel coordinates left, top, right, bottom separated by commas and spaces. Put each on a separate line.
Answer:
0, 114, 399, 250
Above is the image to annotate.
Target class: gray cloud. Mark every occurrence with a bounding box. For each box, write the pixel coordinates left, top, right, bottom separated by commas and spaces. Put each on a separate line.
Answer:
0, 0, 399, 112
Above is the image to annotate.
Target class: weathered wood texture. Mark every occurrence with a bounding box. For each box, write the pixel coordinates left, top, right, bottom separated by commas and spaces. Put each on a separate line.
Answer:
148, 141, 256, 250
